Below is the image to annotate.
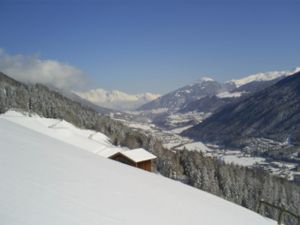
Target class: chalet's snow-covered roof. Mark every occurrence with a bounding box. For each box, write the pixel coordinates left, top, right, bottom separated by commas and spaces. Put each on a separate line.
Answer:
120, 148, 156, 163
0, 111, 156, 163
0, 111, 128, 159
99, 148, 121, 158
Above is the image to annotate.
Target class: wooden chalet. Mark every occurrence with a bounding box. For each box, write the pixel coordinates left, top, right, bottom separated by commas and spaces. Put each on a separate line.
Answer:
109, 148, 156, 172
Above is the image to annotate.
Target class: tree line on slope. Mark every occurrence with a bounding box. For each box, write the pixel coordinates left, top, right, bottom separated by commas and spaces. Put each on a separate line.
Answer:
0, 72, 299, 224
178, 150, 300, 225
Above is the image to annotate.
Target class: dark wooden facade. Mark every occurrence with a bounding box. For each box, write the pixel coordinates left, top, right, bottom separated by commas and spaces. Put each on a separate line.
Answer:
136, 160, 152, 171
109, 153, 153, 172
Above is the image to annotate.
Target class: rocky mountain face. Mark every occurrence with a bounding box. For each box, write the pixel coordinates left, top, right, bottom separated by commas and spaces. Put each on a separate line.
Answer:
182, 71, 300, 147
176, 80, 283, 116
179, 95, 239, 113
138, 77, 225, 112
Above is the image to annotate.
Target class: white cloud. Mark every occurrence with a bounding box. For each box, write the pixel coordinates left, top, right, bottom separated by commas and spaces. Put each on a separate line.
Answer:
0, 49, 87, 90
0, 49, 160, 110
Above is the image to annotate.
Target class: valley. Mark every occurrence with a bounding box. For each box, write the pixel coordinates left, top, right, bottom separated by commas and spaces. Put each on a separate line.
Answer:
111, 108, 300, 183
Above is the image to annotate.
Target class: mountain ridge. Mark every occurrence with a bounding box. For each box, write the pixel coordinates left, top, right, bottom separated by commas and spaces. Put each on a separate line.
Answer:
227, 67, 300, 88
138, 78, 224, 112
182, 71, 300, 147
138, 68, 300, 114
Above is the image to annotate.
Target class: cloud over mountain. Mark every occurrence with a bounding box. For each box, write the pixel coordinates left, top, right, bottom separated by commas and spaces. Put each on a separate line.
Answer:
0, 49, 87, 90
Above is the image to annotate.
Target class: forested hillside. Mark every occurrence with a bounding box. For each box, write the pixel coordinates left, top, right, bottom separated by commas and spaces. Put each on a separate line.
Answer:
178, 150, 300, 225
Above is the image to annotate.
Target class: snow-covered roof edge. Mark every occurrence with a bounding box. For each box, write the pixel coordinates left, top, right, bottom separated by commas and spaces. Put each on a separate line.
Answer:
111, 148, 156, 163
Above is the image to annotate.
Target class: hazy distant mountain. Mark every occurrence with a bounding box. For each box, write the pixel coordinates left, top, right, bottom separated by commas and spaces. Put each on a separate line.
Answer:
75, 89, 160, 111
46, 86, 114, 114
138, 77, 225, 112
183, 71, 300, 147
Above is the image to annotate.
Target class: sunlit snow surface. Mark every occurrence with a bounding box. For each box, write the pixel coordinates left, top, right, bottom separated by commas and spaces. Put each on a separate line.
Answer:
228, 67, 300, 88
0, 117, 276, 225
0, 111, 124, 157
221, 155, 266, 167
217, 91, 245, 98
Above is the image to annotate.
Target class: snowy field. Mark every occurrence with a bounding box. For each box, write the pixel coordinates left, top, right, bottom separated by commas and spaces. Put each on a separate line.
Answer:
0, 116, 276, 225
221, 155, 266, 167
176, 141, 213, 153
0, 111, 125, 157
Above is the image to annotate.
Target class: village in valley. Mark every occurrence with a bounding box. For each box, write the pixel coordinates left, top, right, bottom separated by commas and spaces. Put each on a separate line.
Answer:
110, 111, 300, 183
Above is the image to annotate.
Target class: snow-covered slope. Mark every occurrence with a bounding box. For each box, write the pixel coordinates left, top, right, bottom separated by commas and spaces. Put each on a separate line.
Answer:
0, 110, 124, 157
216, 91, 245, 98
228, 67, 300, 88
74, 88, 160, 111
0, 117, 275, 225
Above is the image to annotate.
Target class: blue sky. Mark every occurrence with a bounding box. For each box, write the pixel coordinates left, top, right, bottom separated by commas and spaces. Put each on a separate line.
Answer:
0, 0, 299, 93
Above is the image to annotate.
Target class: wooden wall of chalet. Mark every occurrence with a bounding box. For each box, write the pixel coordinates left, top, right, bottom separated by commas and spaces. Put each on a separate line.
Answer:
137, 160, 151, 172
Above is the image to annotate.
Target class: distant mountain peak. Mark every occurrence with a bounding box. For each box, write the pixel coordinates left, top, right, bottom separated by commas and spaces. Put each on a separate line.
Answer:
183, 70, 300, 147
138, 77, 223, 112
195, 76, 215, 83
227, 67, 300, 88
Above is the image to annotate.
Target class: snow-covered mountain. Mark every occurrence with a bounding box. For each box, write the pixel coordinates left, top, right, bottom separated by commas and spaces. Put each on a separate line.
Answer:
138, 77, 224, 112
138, 68, 300, 114
227, 67, 300, 88
74, 88, 160, 111
183, 70, 300, 147
0, 113, 276, 225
